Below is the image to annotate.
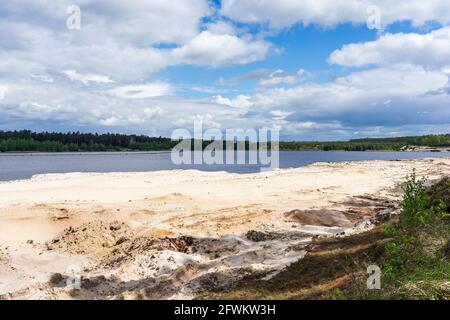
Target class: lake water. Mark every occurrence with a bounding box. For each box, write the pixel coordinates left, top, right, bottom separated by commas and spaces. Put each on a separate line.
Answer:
1, 151, 449, 181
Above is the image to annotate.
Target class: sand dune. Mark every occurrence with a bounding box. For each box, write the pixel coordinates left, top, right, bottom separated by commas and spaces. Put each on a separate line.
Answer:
0, 158, 449, 299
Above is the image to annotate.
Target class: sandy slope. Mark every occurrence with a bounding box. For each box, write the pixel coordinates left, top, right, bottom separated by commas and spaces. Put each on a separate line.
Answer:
0, 158, 449, 299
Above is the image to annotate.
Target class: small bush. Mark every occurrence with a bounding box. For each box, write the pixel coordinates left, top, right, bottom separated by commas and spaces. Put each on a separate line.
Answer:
379, 172, 450, 298
400, 170, 434, 227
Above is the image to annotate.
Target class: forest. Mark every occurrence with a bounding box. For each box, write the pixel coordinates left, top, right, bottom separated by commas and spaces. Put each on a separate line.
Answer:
0, 130, 449, 152
0, 130, 177, 152
279, 134, 450, 151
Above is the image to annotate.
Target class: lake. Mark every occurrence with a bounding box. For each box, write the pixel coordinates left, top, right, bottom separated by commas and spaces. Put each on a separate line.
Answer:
1, 151, 449, 181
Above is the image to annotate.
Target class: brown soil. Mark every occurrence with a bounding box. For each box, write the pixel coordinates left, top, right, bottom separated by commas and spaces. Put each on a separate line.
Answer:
46, 221, 133, 258
427, 177, 450, 211
285, 209, 353, 227
198, 226, 389, 300
103, 235, 194, 267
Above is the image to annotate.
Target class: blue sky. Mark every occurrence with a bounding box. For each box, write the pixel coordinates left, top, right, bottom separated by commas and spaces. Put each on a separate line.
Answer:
163, 23, 375, 93
0, 1, 449, 140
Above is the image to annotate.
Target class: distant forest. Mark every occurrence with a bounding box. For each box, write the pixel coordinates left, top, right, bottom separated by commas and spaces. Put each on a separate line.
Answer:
0, 130, 177, 152
0, 130, 450, 152
279, 134, 450, 151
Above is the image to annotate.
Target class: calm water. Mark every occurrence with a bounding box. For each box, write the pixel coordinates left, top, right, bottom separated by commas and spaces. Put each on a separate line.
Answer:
0, 151, 449, 181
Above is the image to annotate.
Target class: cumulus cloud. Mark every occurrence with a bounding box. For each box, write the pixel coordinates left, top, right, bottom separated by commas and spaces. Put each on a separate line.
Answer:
172, 30, 271, 67
0, 0, 209, 46
261, 67, 447, 105
0, 0, 271, 84
221, 0, 450, 29
0, 1, 202, 81
329, 27, 450, 70
0, 1, 276, 133
213, 95, 254, 109
1, 0, 450, 140
0, 78, 252, 134
188, 66, 449, 140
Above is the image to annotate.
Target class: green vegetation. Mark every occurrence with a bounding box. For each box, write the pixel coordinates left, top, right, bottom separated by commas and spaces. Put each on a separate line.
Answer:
0, 130, 178, 152
377, 173, 450, 299
279, 134, 450, 151
0, 130, 449, 152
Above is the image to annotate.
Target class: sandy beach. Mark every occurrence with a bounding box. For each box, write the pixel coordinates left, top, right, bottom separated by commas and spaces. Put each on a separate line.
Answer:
1, 158, 449, 300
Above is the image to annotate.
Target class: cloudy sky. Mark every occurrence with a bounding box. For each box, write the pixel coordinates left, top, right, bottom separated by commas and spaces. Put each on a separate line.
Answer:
1, 0, 449, 140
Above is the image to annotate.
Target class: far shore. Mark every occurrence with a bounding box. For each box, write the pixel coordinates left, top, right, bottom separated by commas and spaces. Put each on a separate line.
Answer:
1, 148, 450, 155
0, 150, 173, 155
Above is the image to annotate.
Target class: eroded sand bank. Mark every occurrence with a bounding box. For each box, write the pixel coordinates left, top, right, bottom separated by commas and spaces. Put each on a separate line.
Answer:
0, 158, 449, 299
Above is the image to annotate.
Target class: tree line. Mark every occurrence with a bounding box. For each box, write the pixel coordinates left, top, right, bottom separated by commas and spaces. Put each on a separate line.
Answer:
0, 130, 178, 152
0, 130, 449, 152
279, 134, 450, 151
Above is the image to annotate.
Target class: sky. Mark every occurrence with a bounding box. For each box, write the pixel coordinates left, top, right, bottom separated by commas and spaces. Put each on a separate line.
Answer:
0, 0, 450, 141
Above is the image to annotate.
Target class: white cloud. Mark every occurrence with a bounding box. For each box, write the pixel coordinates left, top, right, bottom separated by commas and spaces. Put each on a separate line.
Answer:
213, 95, 253, 108
224, 66, 450, 139
270, 110, 293, 120
172, 30, 271, 66
329, 27, 450, 70
1, 65, 449, 140
221, 0, 450, 29
108, 83, 172, 99
0, 0, 211, 82
126, 115, 144, 125
144, 107, 165, 119
1, 0, 450, 140
18, 102, 75, 114
63, 70, 114, 85
296, 122, 325, 129
173, 113, 222, 130
252, 67, 448, 112
0, 1, 272, 88
0, 86, 6, 100
0, 0, 210, 46
31, 74, 54, 83
99, 116, 119, 126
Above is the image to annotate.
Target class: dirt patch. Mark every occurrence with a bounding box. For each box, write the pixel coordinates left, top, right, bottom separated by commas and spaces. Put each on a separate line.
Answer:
46, 219, 195, 264
427, 176, 450, 211
46, 221, 133, 258
341, 195, 399, 224
103, 235, 194, 267
198, 226, 388, 300
245, 230, 310, 242
444, 240, 450, 260
246, 230, 279, 242
285, 209, 353, 227
191, 237, 244, 259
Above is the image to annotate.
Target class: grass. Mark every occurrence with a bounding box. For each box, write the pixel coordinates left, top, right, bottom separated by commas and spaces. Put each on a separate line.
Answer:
198, 173, 450, 300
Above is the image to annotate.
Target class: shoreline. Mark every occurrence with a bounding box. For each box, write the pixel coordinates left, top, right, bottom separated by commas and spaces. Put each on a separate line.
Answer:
1, 148, 449, 155
0, 150, 174, 156
0, 156, 448, 186
2, 152, 450, 184
1, 158, 449, 299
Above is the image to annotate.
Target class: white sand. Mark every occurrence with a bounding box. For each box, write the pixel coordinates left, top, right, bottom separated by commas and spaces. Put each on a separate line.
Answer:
0, 158, 449, 299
